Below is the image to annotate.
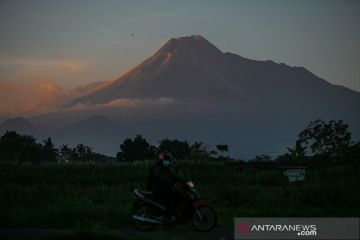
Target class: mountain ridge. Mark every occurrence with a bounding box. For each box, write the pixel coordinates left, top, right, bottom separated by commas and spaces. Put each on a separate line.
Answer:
64, 35, 360, 109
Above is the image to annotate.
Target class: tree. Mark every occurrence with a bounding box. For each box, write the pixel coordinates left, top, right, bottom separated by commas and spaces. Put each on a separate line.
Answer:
73, 144, 92, 162
214, 144, 230, 161
41, 137, 57, 162
297, 119, 352, 157
118, 135, 155, 161
190, 141, 209, 161
116, 151, 124, 161
191, 141, 205, 153
216, 144, 229, 153
21, 135, 42, 164
0, 131, 41, 164
59, 144, 72, 162
0, 131, 23, 162
286, 140, 306, 166
343, 142, 360, 166
209, 150, 218, 156
158, 138, 190, 160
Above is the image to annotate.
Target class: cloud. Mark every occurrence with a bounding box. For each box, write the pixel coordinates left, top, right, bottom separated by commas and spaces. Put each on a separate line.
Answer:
0, 77, 177, 117
0, 55, 89, 72
0, 55, 92, 92
0, 55, 95, 117
65, 98, 177, 112
0, 82, 34, 108
0, 80, 68, 117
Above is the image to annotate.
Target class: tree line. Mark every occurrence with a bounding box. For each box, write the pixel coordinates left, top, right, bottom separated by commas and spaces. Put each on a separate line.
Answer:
276, 119, 360, 167
0, 119, 359, 166
0, 131, 230, 164
246, 119, 359, 167
0, 131, 114, 164
116, 136, 230, 162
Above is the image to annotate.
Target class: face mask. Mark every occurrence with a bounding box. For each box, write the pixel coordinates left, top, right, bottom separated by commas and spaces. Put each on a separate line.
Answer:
162, 160, 171, 167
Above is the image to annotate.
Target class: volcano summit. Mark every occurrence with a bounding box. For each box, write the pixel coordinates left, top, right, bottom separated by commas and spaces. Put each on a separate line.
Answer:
65, 35, 360, 116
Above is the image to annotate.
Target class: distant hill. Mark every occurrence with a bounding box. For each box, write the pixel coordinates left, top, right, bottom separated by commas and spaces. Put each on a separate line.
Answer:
0, 117, 37, 136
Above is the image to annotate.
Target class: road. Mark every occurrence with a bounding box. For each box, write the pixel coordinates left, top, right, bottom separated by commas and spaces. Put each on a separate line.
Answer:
0, 227, 233, 240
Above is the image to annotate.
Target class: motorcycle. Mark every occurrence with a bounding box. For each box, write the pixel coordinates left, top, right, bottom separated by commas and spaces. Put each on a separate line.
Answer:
131, 181, 217, 231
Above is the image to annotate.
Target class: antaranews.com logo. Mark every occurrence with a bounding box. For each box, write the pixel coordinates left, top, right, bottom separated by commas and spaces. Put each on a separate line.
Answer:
237, 222, 317, 236
234, 218, 359, 240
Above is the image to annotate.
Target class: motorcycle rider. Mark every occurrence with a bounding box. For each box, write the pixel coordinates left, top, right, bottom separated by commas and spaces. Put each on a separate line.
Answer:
147, 152, 183, 221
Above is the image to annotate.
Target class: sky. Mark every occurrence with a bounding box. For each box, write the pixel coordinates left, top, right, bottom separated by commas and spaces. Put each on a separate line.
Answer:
0, 0, 359, 114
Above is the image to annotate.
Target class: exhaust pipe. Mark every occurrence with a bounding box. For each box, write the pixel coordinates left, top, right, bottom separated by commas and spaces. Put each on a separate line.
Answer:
132, 215, 163, 224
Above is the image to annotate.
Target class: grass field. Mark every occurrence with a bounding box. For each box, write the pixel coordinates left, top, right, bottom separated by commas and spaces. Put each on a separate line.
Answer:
0, 161, 359, 236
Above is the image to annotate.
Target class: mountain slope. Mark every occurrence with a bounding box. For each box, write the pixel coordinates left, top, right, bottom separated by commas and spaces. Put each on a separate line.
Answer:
64, 35, 360, 111
69, 81, 109, 98
45, 35, 360, 157
64, 35, 249, 106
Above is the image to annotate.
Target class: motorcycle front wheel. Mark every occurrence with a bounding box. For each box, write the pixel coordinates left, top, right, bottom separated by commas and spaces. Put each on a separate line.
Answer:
132, 204, 156, 231
191, 206, 217, 231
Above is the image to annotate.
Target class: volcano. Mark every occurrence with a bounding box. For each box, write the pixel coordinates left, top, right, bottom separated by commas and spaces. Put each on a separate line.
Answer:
65, 35, 360, 112
57, 35, 360, 157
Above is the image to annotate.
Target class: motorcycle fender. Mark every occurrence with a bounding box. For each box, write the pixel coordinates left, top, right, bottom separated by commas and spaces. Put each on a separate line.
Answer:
192, 199, 212, 209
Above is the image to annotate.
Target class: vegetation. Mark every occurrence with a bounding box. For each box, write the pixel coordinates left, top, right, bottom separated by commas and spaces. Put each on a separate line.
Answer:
0, 131, 41, 164
116, 136, 228, 162
277, 119, 359, 167
298, 119, 352, 156
158, 138, 191, 160
0, 131, 115, 164
0, 132, 231, 164
0, 119, 359, 234
0, 231, 171, 240
117, 135, 157, 161
0, 160, 359, 231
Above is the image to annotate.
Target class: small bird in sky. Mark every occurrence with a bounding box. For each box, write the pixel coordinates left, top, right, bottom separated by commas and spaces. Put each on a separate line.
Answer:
130, 33, 135, 39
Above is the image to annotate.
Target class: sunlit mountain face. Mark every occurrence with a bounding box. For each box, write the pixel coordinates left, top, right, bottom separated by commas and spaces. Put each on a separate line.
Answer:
64, 35, 360, 113
1, 35, 360, 158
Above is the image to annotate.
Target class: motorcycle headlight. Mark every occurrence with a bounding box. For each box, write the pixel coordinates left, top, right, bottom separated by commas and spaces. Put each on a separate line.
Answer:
187, 181, 194, 188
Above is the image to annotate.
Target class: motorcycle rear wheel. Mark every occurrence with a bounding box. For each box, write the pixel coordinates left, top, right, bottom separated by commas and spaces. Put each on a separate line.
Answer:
132, 204, 156, 231
191, 206, 217, 231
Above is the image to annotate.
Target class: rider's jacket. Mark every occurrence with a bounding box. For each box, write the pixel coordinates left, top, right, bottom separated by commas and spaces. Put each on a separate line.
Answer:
147, 162, 181, 192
